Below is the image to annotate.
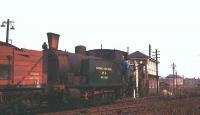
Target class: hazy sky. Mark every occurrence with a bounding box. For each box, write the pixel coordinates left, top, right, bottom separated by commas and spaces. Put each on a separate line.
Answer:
0, 0, 200, 78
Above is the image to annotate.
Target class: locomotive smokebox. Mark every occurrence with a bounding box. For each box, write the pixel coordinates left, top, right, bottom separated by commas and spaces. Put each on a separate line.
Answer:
47, 32, 60, 50
75, 45, 86, 55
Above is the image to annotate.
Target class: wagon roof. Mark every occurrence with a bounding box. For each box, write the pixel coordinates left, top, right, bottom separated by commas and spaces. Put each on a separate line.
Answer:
0, 41, 20, 50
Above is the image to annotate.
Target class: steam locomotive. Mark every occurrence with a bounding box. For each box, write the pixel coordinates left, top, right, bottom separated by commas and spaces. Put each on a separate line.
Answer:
0, 32, 129, 114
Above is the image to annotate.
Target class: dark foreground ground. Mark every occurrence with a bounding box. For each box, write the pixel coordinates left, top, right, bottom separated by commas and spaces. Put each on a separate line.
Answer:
40, 95, 200, 115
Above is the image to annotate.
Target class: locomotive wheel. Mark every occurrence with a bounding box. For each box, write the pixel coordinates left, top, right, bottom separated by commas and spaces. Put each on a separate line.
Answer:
0, 92, 42, 115
88, 90, 116, 106
2, 102, 32, 115
91, 94, 104, 106
20, 93, 42, 114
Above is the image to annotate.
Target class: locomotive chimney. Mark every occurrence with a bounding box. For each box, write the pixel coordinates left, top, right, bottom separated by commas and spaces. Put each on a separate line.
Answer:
47, 32, 60, 50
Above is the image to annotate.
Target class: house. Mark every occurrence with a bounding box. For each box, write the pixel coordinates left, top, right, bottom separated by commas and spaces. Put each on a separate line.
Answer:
165, 74, 184, 87
184, 78, 200, 88
160, 74, 184, 95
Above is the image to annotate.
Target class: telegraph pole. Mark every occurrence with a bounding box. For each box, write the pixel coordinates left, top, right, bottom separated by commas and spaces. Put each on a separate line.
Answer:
172, 63, 176, 95
175, 71, 178, 95
153, 49, 160, 95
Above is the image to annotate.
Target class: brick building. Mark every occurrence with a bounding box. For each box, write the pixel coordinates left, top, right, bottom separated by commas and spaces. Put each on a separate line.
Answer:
160, 74, 183, 94
184, 78, 200, 88
129, 51, 158, 96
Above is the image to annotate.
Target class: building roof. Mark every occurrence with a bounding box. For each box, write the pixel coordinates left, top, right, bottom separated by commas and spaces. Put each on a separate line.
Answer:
129, 51, 157, 62
166, 74, 183, 79
129, 51, 148, 58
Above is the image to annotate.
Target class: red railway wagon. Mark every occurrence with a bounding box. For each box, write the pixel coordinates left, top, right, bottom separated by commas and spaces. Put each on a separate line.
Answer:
0, 41, 47, 88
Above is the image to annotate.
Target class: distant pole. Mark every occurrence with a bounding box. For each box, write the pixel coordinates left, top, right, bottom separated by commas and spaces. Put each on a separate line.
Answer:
176, 71, 177, 95
172, 63, 176, 94
183, 75, 184, 89
182, 75, 184, 95
155, 49, 159, 94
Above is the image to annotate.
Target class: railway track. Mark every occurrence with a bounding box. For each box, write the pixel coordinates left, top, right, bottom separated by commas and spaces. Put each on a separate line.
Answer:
39, 95, 200, 115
